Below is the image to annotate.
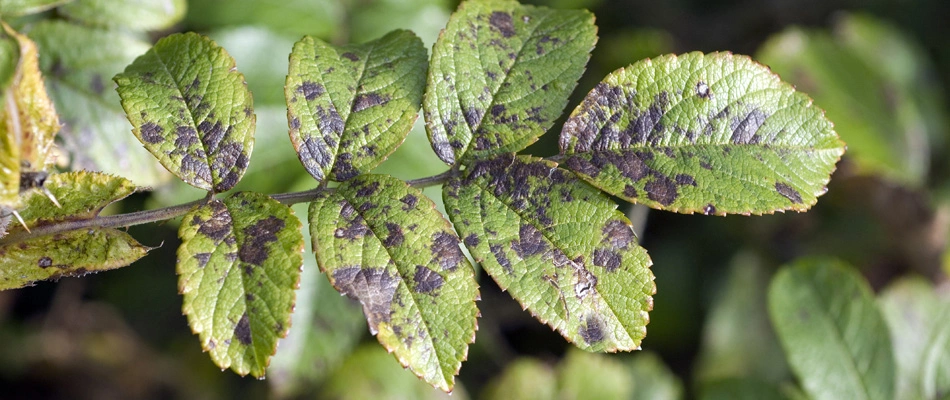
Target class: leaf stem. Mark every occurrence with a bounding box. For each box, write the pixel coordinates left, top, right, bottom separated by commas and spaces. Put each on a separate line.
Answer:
0, 170, 458, 246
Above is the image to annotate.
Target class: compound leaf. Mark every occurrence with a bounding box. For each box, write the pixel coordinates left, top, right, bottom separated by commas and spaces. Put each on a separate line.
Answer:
560, 52, 844, 215
424, 0, 596, 165
309, 174, 478, 392
31, 21, 169, 187
115, 32, 255, 193
285, 30, 426, 182
444, 154, 654, 351
177, 191, 303, 377
14, 171, 137, 229
768, 258, 894, 400
59, 0, 186, 31
0, 228, 149, 290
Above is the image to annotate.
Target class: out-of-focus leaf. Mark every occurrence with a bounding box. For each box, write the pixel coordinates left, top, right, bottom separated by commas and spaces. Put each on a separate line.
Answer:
560, 52, 844, 215
0, 32, 21, 210
177, 191, 303, 377
0, 228, 148, 290
446, 155, 654, 351
480, 358, 556, 400
59, 0, 186, 31
185, 0, 343, 40
209, 27, 297, 106
285, 30, 426, 182
424, 0, 596, 165
0, 0, 71, 16
115, 32, 255, 192
699, 377, 794, 400
321, 345, 466, 400
757, 24, 930, 186
30, 21, 170, 187
878, 277, 950, 400
768, 258, 894, 400
267, 203, 364, 398
596, 29, 674, 72
14, 171, 136, 229
556, 349, 632, 399
349, 0, 450, 46
310, 174, 478, 392
626, 352, 684, 400
695, 252, 787, 383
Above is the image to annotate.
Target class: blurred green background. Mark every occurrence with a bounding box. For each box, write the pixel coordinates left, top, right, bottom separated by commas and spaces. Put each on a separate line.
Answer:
1, 0, 949, 398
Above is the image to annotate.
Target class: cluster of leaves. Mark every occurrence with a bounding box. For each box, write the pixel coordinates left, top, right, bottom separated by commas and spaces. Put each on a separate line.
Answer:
0, 0, 845, 392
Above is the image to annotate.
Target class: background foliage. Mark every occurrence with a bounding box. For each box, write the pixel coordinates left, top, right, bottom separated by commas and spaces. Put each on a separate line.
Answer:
0, 0, 948, 398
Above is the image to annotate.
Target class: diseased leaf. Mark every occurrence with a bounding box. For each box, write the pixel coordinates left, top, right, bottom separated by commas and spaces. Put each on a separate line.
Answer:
0, 228, 148, 290
0, 34, 20, 211
445, 154, 654, 351
560, 52, 844, 215
322, 345, 466, 400
0, 0, 71, 16
285, 30, 426, 182
115, 32, 255, 192
480, 358, 557, 400
310, 174, 478, 392
59, 0, 186, 31
177, 191, 303, 377
878, 277, 950, 400
424, 0, 596, 165
13, 171, 137, 229
626, 352, 685, 400
31, 21, 169, 187
768, 258, 895, 400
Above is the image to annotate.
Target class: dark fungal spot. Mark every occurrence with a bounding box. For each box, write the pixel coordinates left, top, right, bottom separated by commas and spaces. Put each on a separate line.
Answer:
700, 160, 713, 170
297, 81, 324, 101
602, 220, 634, 249
400, 194, 417, 210
593, 249, 622, 272
38, 257, 53, 268
489, 12, 516, 38
238, 216, 285, 266
196, 201, 232, 242
730, 108, 768, 145
645, 174, 678, 206
382, 223, 404, 247
246, 293, 255, 302
431, 232, 464, 271
413, 266, 444, 294
579, 315, 605, 345
194, 253, 212, 268
332, 267, 398, 335
139, 122, 164, 144
775, 182, 803, 204
623, 185, 638, 198
675, 174, 697, 187
234, 313, 252, 345
316, 106, 344, 135
198, 120, 226, 152
490, 244, 514, 275
695, 81, 711, 99
511, 224, 547, 259
355, 181, 380, 197
490, 104, 506, 118
290, 117, 300, 130
341, 52, 360, 61
464, 234, 480, 247
353, 93, 388, 112
703, 204, 717, 215
19, 171, 47, 192
174, 126, 198, 147
564, 156, 599, 178
463, 107, 483, 129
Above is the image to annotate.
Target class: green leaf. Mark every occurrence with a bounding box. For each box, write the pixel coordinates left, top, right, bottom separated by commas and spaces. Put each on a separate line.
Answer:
0, 33, 20, 211
348, 0, 450, 46
59, 0, 186, 31
267, 204, 364, 398
0, 0, 71, 16
756, 26, 928, 186
14, 171, 137, 229
31, 21, 170, 187
768, 258, 895, 400
115, 32, 255, 193
699, 377, 794, 400
560, 52, 844, 215
309, 174, 478, 392
626, 352, 684, 400
424, 0, 596, 165
445, 154, 654, 351
209, 27, 298, 107
556, 349, 632, 399
322, 345, 466, 400
184, 0, 343, 41
0, 228, 149, 290
177, 191, 303, 377
481, 358, 557, 400
285, 30, 427, 182
878, 277, 950, 400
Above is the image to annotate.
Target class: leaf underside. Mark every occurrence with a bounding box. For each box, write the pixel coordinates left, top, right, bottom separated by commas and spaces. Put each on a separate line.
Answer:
424, 0, 597, 165
178, 191, 303, 377
445, 154, 654, 351
309, 174, 479, 392
560, 52, 845, 215
115, 32, 255, 193
285, 30, 427, 182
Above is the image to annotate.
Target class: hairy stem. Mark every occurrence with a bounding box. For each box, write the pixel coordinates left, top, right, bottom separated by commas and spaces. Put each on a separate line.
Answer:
0, 170, 456, 246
